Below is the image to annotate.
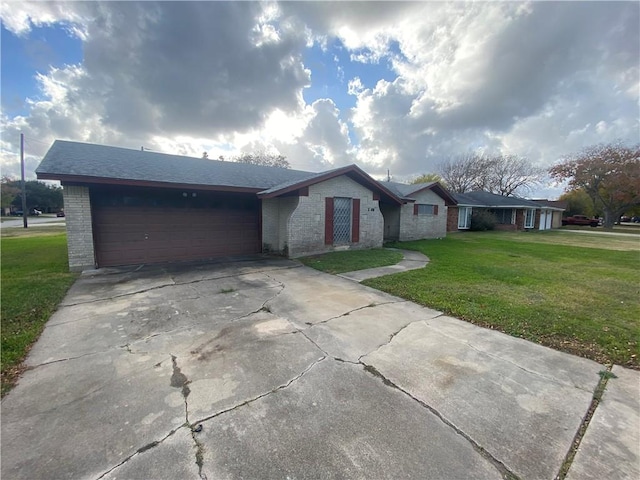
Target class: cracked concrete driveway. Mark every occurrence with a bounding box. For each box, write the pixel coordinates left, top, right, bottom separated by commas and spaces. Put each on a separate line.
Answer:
2, 257, 638, 479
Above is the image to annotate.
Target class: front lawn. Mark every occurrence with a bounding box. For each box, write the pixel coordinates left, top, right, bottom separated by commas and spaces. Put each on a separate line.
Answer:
299, 248, 403, 274
1, 231, 77, 395
364, 232, 638, 368
302, 231, 638, 368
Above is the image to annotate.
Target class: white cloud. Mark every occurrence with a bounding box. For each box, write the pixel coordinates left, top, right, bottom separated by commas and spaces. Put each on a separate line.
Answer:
1, 1, 638, 201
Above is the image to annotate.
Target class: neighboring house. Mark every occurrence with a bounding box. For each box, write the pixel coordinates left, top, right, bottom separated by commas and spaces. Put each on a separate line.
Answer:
447, 191, 565, 232
36, 140, 453, 271
379, 181, 457, 241
530, 199, 568, 229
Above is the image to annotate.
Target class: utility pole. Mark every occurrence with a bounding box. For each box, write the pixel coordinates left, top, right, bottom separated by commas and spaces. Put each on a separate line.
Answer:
20, 133, 27, 228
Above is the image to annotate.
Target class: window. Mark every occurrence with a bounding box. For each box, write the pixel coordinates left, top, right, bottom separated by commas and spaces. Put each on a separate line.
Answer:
333, 197, 352, 243
525, 209, 535, 229
458, 207, 472, 229
490, 209, 514, 224
325, 197, 360, 245
415, 204, 438, 215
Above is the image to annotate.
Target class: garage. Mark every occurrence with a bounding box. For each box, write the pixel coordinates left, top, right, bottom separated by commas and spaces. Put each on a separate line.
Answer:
90, 186, 260, 267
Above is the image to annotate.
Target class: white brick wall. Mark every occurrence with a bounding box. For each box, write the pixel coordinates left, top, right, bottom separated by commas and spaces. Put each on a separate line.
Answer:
261, 196, 299, 255
63, 185, 95, 271
286, 176, 383, 257
399, 189, 448, 241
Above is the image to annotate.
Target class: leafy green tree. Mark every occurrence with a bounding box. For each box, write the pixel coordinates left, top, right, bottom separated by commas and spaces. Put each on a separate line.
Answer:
1, 176, 20, 214
7, 180, 63, 213
559, 189, 599, 217
549, 142, 640, 228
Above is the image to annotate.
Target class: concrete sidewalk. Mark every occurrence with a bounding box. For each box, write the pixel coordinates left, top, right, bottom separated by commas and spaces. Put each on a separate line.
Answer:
1, 257, 638, 479
338, 248, 429, 282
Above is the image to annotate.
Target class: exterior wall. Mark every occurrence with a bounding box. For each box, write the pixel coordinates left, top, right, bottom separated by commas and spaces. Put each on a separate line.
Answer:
286, 176, 383, 257
380, 203, 400, 240
261, 196, 300, 255
63, 185, 95, 271
398, 189, 447, 241
551, 210, 562, 229
447, 206, 460, 232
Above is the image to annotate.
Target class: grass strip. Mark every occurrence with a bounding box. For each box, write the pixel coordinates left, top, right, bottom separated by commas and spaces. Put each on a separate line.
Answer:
362, 232, 638, 368
299, 248, 403, 274
1, 232, 77, 395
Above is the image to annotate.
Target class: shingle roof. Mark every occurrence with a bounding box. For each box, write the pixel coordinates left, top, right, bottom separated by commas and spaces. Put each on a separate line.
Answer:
454, 191, 541, 208
381, 181, 437, 199
36, 140, 314, 190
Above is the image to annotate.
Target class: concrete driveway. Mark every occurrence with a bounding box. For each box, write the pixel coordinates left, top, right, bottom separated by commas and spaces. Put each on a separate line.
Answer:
2, 257, 638, 479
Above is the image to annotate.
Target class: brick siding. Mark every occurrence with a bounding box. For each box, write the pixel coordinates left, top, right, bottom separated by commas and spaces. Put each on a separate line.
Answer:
63, 185, 95, 271
286, 176, 383, 257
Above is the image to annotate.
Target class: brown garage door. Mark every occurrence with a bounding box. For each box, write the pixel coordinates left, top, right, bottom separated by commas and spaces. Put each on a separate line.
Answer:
91, 186, 260, 267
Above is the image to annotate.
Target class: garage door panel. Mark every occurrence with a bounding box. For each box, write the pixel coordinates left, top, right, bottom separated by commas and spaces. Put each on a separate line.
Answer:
92, 191, 260, 267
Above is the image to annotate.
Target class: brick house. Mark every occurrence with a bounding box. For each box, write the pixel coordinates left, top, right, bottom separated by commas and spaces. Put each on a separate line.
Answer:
36, 140, 455, 271
447, 191, 565, 232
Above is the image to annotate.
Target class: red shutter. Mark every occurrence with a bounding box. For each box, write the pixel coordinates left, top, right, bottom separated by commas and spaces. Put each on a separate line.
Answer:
325, 197, 334, 245
434, 205, 439, 215
352, 198, 360, 243
414, 204, 419, 215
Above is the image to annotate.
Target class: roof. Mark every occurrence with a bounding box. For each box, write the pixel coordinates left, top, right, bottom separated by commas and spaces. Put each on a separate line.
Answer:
530, 199, 567, 211
36, 140, 314, 192
382, 181, 457, 205
453, 191, 541, 208
36, 140, 402, 203
259, 164, 403, 204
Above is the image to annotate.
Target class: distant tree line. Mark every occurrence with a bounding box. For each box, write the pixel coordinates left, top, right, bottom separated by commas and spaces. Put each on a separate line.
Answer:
0, 177, 63, 214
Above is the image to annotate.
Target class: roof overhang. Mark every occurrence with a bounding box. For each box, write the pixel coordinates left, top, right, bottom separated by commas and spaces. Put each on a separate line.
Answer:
405, 183, 457, 206
257, 164, 404, 205
37, 173, 262, 194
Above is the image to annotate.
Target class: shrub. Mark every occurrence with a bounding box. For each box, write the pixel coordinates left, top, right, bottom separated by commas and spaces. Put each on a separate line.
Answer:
470, 209, 497, 231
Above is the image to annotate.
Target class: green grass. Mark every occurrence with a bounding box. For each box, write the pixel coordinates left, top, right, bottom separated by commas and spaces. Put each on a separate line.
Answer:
361, 231, 639, 368
299, 248, 404, 274
1, 232, 77, 395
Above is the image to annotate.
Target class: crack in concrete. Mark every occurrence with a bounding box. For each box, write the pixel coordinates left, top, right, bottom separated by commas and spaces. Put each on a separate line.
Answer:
360, 362, 520, 480
554, 366, 615, 480
169, 354, 208, 479
192, 356, 327, 426
357, 319, 420, 362
94, 426, 184, 480
63, 264, 300, 308
306, 300, 407, 327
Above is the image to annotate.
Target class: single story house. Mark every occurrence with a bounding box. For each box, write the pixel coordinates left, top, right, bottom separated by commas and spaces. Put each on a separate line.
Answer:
447, 191, 565, 232
36, 140, 455, 271
379, 181, 457, 242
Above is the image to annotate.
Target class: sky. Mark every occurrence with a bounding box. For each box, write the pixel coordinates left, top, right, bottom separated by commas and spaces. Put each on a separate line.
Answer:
1, 1, 638, 199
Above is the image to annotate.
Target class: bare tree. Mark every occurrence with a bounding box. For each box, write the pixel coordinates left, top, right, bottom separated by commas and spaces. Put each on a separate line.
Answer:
486, 155, 543, 196
437, 153, 541, 196
437, 153, 491, 193
234, 152, 290, 169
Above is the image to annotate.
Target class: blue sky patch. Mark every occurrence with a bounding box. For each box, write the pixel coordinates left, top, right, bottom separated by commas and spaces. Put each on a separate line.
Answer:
1, 24, 83, 117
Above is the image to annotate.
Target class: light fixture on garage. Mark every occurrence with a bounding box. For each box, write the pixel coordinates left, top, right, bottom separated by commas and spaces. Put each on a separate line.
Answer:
182, 192, 187, 197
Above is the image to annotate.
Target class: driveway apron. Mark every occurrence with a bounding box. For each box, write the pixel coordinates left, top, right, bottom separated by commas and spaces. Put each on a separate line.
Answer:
1, 258, 636, 479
